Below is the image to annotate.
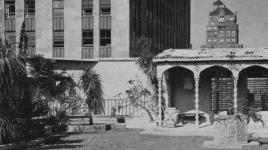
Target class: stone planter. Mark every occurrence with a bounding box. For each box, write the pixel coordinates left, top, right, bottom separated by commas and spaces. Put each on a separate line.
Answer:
203, 115, 250, 149
214, 115, 248, 145
165, 107, 179, 128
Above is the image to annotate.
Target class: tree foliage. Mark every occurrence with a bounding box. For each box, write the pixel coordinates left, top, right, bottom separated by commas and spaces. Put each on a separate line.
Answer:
126, 79, 157, 121
135, 37, 158, 92
0, 39, 28, 143
80, 67, 103, 113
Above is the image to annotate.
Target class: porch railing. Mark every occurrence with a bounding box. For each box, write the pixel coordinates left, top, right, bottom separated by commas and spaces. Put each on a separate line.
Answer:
93, 98, 146, 116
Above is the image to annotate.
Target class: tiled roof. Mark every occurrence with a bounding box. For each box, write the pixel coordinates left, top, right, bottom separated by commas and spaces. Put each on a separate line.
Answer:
153, 48, 268, 62
210, 8, 234, 16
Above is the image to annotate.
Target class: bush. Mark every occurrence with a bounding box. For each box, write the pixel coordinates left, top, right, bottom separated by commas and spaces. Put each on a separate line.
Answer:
117, 116, 125, 123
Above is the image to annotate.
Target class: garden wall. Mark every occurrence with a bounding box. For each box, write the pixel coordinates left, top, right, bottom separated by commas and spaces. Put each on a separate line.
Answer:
55, 58, 149, 99
54, 58, 150, 116
94, 58, 148, 99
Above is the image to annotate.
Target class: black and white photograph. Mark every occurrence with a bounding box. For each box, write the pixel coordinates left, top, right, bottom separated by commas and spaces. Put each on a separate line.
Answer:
0, 0, 268, 149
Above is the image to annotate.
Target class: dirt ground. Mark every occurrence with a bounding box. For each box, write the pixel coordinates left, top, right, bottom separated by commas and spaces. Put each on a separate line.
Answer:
24, 129, 268, 150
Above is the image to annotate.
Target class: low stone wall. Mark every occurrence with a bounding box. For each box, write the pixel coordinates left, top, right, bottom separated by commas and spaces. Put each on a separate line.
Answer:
214, 115, 248, 145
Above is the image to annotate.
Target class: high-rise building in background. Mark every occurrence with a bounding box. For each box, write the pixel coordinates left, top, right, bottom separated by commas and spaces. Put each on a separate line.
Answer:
0, 0, 191, 59
201, 0, 243, 49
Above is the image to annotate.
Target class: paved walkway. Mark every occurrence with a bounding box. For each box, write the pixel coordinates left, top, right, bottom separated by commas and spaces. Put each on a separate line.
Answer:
125, 116, 268, 140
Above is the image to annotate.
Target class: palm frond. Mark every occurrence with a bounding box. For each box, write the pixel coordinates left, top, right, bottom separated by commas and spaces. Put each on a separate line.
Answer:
0, 40, 26, 96
80, 68, 103, 109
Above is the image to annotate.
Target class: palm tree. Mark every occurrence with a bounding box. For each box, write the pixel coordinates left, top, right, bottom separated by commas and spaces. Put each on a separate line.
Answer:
135, 37, 158, 92
80, 67, 103, 125
134, 37, 159, 121
27, 55, 56, 116
0, 39, 26, 143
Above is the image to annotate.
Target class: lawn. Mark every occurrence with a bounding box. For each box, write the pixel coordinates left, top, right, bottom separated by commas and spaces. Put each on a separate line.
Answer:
24, 129, 214, 150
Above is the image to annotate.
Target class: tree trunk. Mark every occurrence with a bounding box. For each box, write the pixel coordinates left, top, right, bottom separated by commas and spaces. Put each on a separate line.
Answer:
87, 107, 93, 125
138, 104, 154, 122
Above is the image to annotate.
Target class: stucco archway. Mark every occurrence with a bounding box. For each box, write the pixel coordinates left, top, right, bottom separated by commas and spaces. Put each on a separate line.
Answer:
199, 66, 234, 122
162, 66, 195, 113
238, 65, 268, 112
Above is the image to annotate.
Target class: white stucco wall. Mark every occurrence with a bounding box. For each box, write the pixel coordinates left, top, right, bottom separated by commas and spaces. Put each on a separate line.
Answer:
63, 59, 148, 99
94, 59, 148, 99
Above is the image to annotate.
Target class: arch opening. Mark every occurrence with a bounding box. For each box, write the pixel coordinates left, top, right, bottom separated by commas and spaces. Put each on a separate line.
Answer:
163, 66, 195, 113
199, 66, 234, 122
238, 66, 268, 113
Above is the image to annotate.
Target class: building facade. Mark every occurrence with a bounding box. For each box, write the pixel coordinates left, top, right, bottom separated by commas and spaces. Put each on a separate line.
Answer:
201, 0, 243, 49
0, 0, 191, 59
154, 48, 268, 127
129, 0, 191, 56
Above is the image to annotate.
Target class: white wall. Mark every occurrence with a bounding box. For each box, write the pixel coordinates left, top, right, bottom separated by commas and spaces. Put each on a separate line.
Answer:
63, 59, 149, 99
94, 59, 148, 99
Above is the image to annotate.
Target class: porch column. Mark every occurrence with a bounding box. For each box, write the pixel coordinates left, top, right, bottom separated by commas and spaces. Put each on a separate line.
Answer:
194, 77, 200, 128
158, 77, 163, 126
233, 77, 238, 114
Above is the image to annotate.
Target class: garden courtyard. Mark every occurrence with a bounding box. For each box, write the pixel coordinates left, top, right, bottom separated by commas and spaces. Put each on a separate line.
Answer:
25, 129, 213, 150
24, 128, 268, 150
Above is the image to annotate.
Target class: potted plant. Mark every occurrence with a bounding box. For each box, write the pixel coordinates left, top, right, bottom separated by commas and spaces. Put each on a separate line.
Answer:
116, 116, 125, 123
80, 68, 103, 125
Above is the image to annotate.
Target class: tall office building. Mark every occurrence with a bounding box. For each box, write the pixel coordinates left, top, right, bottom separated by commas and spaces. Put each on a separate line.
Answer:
201, 0, 243, 49
0, 0, 191, 59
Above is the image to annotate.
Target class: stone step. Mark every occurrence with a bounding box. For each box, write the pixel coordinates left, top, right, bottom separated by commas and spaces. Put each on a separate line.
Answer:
202, 141, 261, 150
67, 123, 111, 133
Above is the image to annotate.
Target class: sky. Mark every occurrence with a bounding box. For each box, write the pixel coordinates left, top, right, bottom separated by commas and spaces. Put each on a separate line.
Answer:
191, 0, 268, 49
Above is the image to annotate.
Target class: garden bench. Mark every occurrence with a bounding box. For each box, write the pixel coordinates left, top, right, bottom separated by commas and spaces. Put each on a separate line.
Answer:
177, 112, 205, 124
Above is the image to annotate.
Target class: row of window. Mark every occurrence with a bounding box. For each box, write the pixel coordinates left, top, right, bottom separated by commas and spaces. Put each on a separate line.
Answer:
208, 38, 236, 43
53, 0, 111, 58
82, 0, 111, 48
209, 17, 235, 25
4, 0, 111, 17
4, 0, 35, 17
208, 30, 237, 36
3, 0, 111, 58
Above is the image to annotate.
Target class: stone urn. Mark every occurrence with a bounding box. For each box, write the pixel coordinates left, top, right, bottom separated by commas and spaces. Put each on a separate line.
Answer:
165, 107, 180, 128
214, 115, 248, 145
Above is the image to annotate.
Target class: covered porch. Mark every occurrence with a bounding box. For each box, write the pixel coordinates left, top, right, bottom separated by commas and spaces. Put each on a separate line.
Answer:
154, 48, 268, 128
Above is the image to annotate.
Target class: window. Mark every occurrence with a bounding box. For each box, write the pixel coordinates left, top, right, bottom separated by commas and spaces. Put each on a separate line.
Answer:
232, 39, 236, 42
53, 31, 64, 47
4, 0, 15, 44
220, 39, 224, 42
100, 7, 111, 14
25, 31, 35, 48
82, 30, 93, 45
53, 0, 64, 57
4, 0, 15, 17
232, 31, 236, 36
100, 29, 111, 46
220, 30, 224, 36
219, 16, 225, 22
100, 0, 111, 15
53, 0, 64, 17
82, 0, 93, 16
25, 0, 35, 16
211, 78, 234, 112
25, 18, 36, 48
218, 26, 225, 30
227, 39, 230, 42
